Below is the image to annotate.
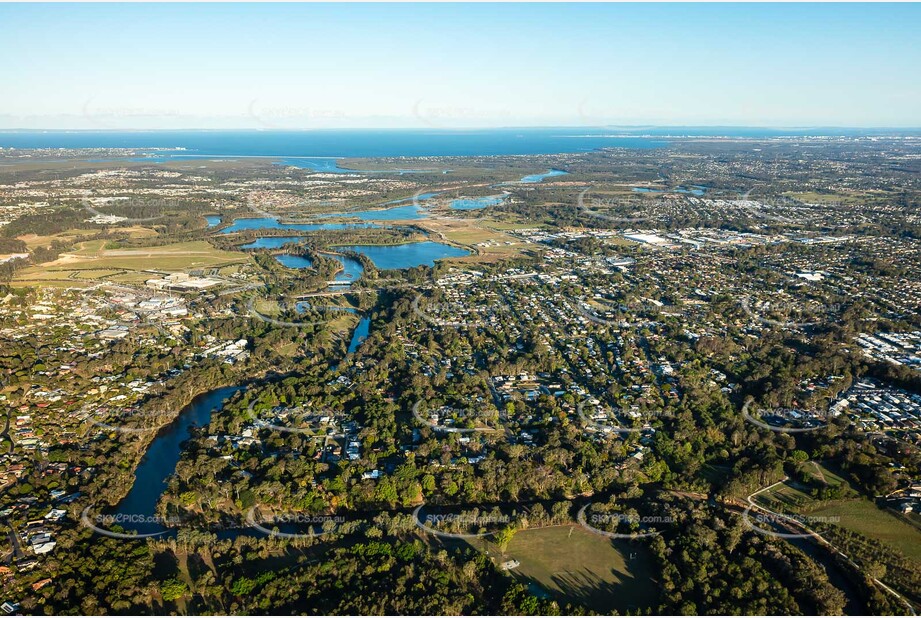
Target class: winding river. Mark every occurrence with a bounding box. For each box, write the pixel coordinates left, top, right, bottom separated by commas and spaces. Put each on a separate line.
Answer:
109, 315, 371, 536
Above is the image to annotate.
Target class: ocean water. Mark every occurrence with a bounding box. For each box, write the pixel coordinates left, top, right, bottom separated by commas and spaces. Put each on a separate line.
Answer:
0, 128, 668, 157
1, 127, 906, 160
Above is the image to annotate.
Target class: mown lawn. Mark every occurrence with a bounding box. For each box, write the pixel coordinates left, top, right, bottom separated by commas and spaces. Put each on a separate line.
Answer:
488, 525, 659, 613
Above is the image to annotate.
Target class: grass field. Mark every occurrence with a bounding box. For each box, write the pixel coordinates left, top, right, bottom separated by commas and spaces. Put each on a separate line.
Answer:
756, 461, 921, 563
808, 500, 921, 563
480, 525, 659, 613
18, 226, 158, 250
783, 190, 891, 205
13, 240, 250, 287
418, 217, 529, 262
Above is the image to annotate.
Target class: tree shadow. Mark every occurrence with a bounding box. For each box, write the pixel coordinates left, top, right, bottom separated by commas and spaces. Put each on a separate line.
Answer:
509, 539, 657, 614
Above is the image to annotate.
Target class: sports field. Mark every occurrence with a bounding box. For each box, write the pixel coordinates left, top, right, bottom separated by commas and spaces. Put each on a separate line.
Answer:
487, 525, 659, 613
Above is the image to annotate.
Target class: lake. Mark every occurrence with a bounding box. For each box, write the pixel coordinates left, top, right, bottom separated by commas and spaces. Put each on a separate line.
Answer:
336, 242, 470, 269
240, 236, 304, 250
632, 184, 708, 196
382, 192, 440, 205
323, 203, 427, 221
451, 194, 507, 210
519, 169, 569, 183
348, 317, 371, 354
204, 215, 222, 227
221, 217, 379, 234
275, 252, 365, 285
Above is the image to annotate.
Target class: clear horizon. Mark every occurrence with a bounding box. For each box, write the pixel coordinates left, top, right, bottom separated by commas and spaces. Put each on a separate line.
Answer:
2, 3, 919, 130
2, 125, 921, 132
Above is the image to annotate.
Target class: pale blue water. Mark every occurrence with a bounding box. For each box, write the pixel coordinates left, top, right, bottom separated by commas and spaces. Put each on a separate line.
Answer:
329, 255, 364, 282
0, 129, 671, 157
676, 185, 708, 196
519, 169, 569, 183
275, 252, 364, 285
204, 215, 222, 227
451, 195, 507, 210
274, 157, 356, 172
221, 217, 379, 233
336, 242, 470, 269
275, 254, 314, 269
382, 192, 440, 205
323, 203, 426, 221
240, 236, 304, 250
632, 185, 708, 196
296, 303, 357, 315
347, 317, 371, 354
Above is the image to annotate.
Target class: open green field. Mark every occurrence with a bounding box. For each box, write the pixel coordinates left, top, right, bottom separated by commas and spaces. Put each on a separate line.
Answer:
484, 525, 659, 613
13, 240, 250, 287
18, 226, 158, 250
481, 219, 548, 231
756, 462, 921, 563
808, 500, 921, 563
783, 190, 893, 206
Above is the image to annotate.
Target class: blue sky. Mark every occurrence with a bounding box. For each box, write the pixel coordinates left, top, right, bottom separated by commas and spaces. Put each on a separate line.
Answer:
1, 3, 918, 129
